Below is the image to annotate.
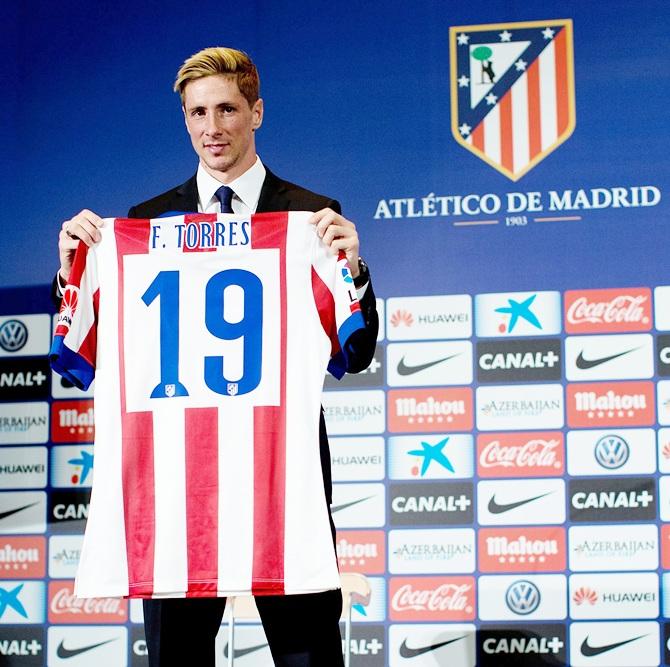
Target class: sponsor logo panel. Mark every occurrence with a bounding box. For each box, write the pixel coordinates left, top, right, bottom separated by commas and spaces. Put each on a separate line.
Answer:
387, 388, 473, 433
48, 535, 83, 579
376, 298, 385, 342
569, 477, 656, 522
389, 576, 475, 621
659, 476, 670, 521
322, 391, 385, 435
477, 623, 566, 666
0, 581, 45, 624
567, 429, 656, 476
130, 625, 147, 666
389, 482, 473, 526
478, 527, 566, 573
47, 625, 128, 666
665, 622, 670, 667
336, 531, 385, 574
477, 479, 565, 526
340, 624, 385, 667
569, 621, 659, 667
478, 574, 567, 621
662, 525, 670, 570
129, 600, 144, 624
0, 492, 46, 535
654, 286, 670, 331
568, 524, 658, 571
476, 384, 563, 431
352, 576, 386, 623
565, 333, 653, 380
0, 358, 50, 401
330, 438, 384, 482
386, 341, 472, 387
0, 316, 50, 357
475, 291, 561, 338
388, 528, 475, 574
0, 403, 48, 446
659, 428, 670, 474
50, 445, 94, 488
0, 448, 47, 489
566, 381, 655, 428
476, 338, 561, 383
658, 335, 670, 377
564, 288, 652, 334
0, 626, 45, 665
324, 345, 384, 389
386, 295, 472, 341
0, 537, 45, 579
50, 400, 95, 443
570, 572, 658, 620
477, 431, 564, 478
50, 371, 95, 399
658, 380, 670, 426
388, 623, 476, 667
48, 490, 90, 533
331, 483, 385, 528
387, 433, 474, 480
48, 581, 128, 624
215, 624, 271, 666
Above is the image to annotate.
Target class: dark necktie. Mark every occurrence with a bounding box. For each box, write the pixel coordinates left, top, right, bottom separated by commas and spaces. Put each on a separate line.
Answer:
215, 185, 234, 213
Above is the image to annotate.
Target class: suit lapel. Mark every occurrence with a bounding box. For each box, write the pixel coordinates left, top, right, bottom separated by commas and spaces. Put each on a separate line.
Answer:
256, 169, 290, 213
174, 175, 199, 213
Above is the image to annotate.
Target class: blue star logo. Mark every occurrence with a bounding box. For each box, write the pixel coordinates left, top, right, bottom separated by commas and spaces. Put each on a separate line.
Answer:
0, 584, 28, 618
408, 437, 455, 476
353, 603, 367, 616
68, 450, 94, 485
494, 294, 542, 333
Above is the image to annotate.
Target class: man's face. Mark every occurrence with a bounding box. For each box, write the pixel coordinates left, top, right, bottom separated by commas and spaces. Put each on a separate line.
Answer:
183, 74, 263, 182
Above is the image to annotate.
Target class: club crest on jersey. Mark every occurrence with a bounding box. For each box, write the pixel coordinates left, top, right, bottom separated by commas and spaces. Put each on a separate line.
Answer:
449, 19, 575, 180
227, 383, 239, 396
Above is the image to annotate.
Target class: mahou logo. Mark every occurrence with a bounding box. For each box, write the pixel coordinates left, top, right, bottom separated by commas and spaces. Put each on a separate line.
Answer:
50, 400, 95, 442
389, 576, 475, 621
564, 288, 652, 334
336, 531, 385, 573
663, 525, 670, 569
0, 536, 46, 578
567, 382, 655, 427
478, 527, 566, 572
477, 432, 564, 477
388, 388, 473, 432
48, 581, 128, 623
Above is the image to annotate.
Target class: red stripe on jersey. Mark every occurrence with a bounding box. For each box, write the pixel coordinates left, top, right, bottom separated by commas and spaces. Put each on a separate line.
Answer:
554, 28, 569, 135
471, 121, 484, 152
185, 407, 219, 596
116, 219, 156, 597
526, 58, 542, 158
250, 212, 288, 594
75, 288, 99, 368
312, 267, 341, 356
499, 91, 514, 172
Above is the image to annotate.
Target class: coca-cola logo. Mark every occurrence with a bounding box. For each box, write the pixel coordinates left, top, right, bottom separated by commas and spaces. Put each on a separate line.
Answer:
389, 577, 475, 620
477, 432, 564, 477
48, 583, 127, 623
565, 288, 651, 333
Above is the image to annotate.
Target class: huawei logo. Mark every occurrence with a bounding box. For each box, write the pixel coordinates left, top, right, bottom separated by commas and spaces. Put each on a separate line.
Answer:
662, 442, 670, 460
573, 587, 597, 605
390, 310, 414, 327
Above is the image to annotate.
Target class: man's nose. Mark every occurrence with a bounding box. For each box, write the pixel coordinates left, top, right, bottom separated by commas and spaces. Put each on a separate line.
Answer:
205, 115, 221, 136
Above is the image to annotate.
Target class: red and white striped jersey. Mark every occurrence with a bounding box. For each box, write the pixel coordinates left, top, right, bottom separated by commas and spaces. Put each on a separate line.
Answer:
51, 211, 364, 599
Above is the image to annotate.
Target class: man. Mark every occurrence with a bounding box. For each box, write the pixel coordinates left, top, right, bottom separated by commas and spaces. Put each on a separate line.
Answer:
55, 47, 378, 667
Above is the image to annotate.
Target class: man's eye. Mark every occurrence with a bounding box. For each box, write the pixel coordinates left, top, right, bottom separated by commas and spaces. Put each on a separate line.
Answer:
222, 106, 235, 113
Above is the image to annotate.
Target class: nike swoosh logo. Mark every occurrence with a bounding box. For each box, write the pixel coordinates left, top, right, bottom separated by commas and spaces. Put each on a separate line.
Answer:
331, 495, 374, 513
580, 634, 646, 656
0, 502, 39, 522
399, 635, 466, 658
223, 642, 268, 659
56, 638, 116, 659
397, 354, 460, 376
575, 347, 638, 370
488, 492, 552, 514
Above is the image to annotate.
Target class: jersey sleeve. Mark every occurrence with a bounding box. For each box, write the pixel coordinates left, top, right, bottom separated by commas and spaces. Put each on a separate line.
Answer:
50, 240, 100, 390
311, 240, 366, 380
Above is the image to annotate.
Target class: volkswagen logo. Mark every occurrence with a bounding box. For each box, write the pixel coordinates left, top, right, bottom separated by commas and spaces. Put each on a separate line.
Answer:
505, 580, 541, 615
594, 434, 629, 469
0, 319, 28, 352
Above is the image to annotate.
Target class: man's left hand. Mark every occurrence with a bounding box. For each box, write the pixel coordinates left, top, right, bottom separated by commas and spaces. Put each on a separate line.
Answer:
308, 208, 360, 278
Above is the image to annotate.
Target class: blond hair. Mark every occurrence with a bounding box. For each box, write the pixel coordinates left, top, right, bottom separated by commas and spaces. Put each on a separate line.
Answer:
174, 47, 260, 107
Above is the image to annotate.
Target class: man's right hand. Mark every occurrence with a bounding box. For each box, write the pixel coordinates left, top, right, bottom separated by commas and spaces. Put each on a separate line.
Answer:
58, 210, 104, 283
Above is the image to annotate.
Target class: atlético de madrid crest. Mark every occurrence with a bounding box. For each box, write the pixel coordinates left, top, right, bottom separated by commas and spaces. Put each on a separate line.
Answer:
450, 19, 575, 181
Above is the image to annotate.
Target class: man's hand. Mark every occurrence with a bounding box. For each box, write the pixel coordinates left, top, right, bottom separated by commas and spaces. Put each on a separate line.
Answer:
58, 210, 104, 283
308, 208, 360, 278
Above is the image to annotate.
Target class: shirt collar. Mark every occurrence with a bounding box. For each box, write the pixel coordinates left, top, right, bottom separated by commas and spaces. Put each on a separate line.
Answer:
196, 157, 266, 213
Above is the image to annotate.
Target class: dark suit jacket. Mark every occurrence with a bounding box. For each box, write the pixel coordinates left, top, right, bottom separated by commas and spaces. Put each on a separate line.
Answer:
54, 167, 379, 504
